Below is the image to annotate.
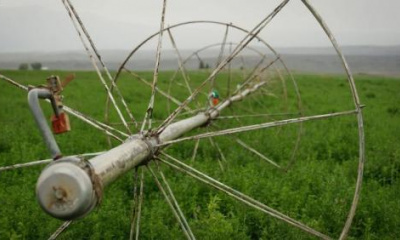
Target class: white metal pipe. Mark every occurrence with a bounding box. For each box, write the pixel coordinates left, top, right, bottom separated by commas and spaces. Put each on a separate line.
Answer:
89, 137, 152, 187
159, 114, 209, 142
36, 82, 265, 220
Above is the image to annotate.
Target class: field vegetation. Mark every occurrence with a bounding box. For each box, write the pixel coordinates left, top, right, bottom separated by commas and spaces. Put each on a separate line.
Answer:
0, 70, 399, 239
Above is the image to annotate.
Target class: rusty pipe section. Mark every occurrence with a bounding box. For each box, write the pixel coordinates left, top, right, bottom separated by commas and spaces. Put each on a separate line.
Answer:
36, 82, 266, 220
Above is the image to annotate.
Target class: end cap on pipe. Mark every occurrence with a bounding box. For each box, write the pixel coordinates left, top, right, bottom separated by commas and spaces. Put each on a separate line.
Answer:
36, 159, 97, 220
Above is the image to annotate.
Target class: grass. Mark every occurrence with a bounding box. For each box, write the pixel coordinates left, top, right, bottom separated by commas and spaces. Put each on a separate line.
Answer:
0, 70, 399, 239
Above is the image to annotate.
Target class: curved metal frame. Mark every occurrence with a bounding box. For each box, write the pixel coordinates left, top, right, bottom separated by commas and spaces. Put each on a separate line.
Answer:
0, 1, 365, 239
301, 1, 365, 239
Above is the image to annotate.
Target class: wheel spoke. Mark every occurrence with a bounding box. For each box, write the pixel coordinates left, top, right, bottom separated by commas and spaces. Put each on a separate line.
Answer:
223, 65, 303, 171
235, 139, 281, 169
216, 25, 229, 68
194, 52, 204, 64
210, 137, 227, 162
191, 139, 200, 163
239, 56, 247, 80
0, 73, 28, 91
130, 168, 144, 240
129, 168, 139, 240
209, 24, 229, 93
232, 56, 280, 97
63, 106, 127, 141
273, 66, 289, 111
147, 163, 195, 240
0, 159, 51, 172
1, 73, 127, 141
61, 0, 134, 134
159, 109, 358, 147
123, 68, 192, 112
0, 151, 105, 172
159, 153, 331, 239
48, 221, 72, 240
226, 42, 233, 97
212, 114, 282, 169
167, 29, 193, 95
64, 0, 140, 127
140, 0, 168, 133
155, 161, 196, 239
216, 112, 300, 120
208, 138, 225, 171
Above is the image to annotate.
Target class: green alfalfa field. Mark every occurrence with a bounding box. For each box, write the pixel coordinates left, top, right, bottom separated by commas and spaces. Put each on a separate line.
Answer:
0, 70, 399, 239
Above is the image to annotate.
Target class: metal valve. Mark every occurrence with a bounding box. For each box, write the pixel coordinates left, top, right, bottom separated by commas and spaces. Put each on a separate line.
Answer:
46, 75, 72, 134
28, 74, 75, 159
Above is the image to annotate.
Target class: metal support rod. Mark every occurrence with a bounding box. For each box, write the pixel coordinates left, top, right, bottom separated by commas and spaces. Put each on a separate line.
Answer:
28, 88, 62, 159
48, 221, 72, 240
158, 154, 331, 239
0, 151, 104, 172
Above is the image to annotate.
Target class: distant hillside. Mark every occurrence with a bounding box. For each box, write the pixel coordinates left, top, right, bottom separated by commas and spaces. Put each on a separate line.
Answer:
0, 46, 399, 76
276, 45, 400, 56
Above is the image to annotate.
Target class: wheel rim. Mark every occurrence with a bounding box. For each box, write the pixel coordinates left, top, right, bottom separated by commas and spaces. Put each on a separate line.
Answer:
0, 0, 365, 239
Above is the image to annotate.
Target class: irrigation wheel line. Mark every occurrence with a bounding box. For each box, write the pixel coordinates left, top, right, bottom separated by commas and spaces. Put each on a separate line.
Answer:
111, 21, 304, 171
0, 0, 365, 239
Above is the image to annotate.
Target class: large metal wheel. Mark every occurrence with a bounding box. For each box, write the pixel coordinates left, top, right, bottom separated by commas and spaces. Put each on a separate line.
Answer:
0, 0, 364, 239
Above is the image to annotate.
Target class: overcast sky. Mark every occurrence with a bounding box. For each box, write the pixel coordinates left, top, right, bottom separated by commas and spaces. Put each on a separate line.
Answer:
0, 0, 399, 53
